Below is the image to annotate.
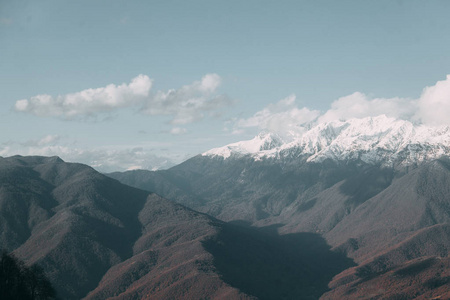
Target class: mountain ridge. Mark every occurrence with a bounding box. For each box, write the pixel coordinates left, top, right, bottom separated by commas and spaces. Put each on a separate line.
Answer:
203, 115, 450, 167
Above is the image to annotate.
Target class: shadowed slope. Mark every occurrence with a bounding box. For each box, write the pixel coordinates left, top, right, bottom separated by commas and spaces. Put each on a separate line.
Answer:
203, 223, 355, 300
85, 194, 252, 300
87, 200, 354, 300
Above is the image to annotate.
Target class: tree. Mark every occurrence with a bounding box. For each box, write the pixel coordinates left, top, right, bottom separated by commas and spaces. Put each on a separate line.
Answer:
0, 251, 56, 300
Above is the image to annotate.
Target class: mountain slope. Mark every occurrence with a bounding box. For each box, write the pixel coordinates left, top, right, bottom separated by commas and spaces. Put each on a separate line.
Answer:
0, 156, 149, 298
323, 224, 450, 299
0, 155, 352, 299
109, 116, 450, 225
109, 156, 375, 222
323, 158, 450, 261
0, 156, 242, 299
83, 194, 247, 300
111, 156, 450, 264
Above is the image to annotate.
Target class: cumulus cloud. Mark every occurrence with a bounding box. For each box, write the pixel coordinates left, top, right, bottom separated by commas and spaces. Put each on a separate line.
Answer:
141, 73, 231, 124
318, 92, 417, 124
15, 75, 152, 119
416, 75, 450, 126
317, 75, 450, 126
235, 93, 416, 138
235, 94, 320, 138
198, 73, 221, 92
14, 73, 230, 126
317, 76, 450, 127
232, 75, 450, 139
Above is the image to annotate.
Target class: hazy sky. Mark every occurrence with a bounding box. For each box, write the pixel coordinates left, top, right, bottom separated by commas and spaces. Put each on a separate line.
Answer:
2, 0, 450, 171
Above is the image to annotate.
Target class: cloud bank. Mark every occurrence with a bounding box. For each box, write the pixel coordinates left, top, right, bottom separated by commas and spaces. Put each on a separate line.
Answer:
317, 92, 416, 124
236, 94, 320, 138
14, 73, 230, 124
0, 136, 179, 172
234, 75, 450, 137
15, 75, 152, 119
22, 135, 61, 147
416, 75, 450, 126
11, 74, 450, 168
140, 73, 231, 124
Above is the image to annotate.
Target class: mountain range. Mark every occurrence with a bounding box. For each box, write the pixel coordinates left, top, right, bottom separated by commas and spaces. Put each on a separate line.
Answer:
0, 155, 352, 299
2, 115, 450, 299
204, 115, 450, 166
108, 115, 450, 299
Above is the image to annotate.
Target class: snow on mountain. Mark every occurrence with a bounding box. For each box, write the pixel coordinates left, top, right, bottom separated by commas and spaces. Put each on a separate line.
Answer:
204, 131, 284, 159
203, 115, 450, 165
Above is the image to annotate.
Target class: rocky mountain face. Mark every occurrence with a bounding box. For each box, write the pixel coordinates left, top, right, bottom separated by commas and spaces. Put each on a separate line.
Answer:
108, 115, 450, 299
0, 155, 352, 299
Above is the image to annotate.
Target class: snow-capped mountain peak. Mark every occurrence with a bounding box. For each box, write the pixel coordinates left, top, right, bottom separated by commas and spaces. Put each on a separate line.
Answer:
203, 131, 283, 159
203, 115, 450, 165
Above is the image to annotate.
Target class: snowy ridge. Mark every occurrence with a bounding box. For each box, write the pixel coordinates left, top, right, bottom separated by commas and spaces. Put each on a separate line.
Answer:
204, 131, 284, 159
203, 115, 450, 165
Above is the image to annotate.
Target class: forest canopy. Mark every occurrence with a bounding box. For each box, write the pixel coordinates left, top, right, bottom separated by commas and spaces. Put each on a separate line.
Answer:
0, 251, 56, 300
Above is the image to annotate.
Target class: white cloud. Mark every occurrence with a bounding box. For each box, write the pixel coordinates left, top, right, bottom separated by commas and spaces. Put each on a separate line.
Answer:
68, 147, 178, 172
170, 127, 188, 135
231, 128, 245, 135
14, 73, 230, 126
199, 73, 221, 92
15, 75, 152, 119
232, 75, 450, 139
317, 76, 450, 126
0, 146, 10, 156
416, 75, 450, 126
15, 99, 29, 111
318, 92, 417, 124
24, 135, 61, 147
141, 73, 231, 124
235, 94, 320, 138
0, 139, 179, 172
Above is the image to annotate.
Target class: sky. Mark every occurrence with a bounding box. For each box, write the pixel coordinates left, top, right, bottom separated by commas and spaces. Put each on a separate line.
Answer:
1, 0, 450, 171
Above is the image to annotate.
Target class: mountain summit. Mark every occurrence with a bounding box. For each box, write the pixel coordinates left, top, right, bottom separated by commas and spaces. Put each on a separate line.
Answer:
204, 115, 450, 166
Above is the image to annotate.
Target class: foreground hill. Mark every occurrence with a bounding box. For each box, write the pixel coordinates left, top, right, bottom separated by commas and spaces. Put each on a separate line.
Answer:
0, 155, 352, 299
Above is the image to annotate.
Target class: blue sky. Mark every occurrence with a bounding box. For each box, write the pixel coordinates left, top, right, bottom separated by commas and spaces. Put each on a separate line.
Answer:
1, 0, 450, 171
